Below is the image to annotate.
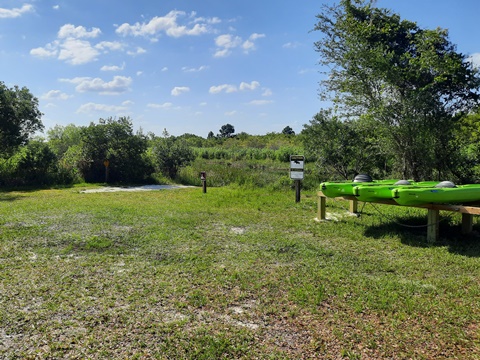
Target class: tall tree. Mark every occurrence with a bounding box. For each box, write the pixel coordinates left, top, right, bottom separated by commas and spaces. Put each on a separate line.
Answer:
151, 135, 195, 179
79, 117, 152, 183
302, 109, 385, 179
314, 0, 480, 180
0, 82, 43, 156
218, 124, 235, 138
282, 126, 295, 136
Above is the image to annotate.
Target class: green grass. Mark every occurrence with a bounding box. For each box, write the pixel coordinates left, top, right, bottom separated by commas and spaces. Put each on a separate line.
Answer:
0, 186, 479, 359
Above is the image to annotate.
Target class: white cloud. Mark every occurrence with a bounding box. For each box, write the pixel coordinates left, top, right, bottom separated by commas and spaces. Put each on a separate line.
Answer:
40, 90, 71, 100
53, 5, 60, 10
77, 102, 128, 114
242, 33, 265, 53
31, 24, 124, 65
239, 81, 260, 91
96, 41, 125, 52
213, 48, 231, 58
101, 62, 125, 72
58, 24, 101, 39
61, 76, 132, 95
225, 110, 237, 116
58, 38, 100, 64
210, 81, 260, 94
214, 33, 264, 57
30, 44, 58, 59
127, 47, 146, 56
0, 4, 33, 18
249, 99, 273, 105
282, 41, 300, 49
161, 67, 168, 72
116, 10, 211, 39
262, 88, 273, 96
148, 102, 173, 109
193, 15, 221, 25
468, 53, 480, 68
214, 34, 242, 57
182, 65, 208, 73
171, 86, 190, 96
209, 84, 237, 94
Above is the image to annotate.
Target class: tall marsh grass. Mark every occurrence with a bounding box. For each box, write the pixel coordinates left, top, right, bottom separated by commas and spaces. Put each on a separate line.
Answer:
177, 158, 319, 190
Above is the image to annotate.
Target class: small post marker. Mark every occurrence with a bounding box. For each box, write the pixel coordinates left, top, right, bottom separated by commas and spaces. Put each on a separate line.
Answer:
200, 171, 207, 193
103, 159, 110, 183
290, 155, 305, 203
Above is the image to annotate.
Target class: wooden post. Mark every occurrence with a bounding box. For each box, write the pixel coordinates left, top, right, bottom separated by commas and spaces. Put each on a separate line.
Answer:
427, 209, 440, 243
295, 180, 301, 203
200, 171, 207, 194
318, 194, 326, 220
461, 213, 473, 235
349, 198, 358, 214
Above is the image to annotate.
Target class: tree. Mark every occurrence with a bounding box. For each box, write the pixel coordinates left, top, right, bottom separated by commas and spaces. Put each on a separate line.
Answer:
151, 136, 195, 178
313, 0, 480, 180
207, 131, 215, 139
282, 126, 295, 135
302, 109, 385, 179
0, 82, 43, 156
218, 124, 235, 138
47, 124, 83, 158
79, 117, 152, 183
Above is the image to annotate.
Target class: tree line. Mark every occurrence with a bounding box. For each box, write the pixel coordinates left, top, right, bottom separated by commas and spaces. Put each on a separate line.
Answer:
2, 0, 480, 187
0, 84, 300, 187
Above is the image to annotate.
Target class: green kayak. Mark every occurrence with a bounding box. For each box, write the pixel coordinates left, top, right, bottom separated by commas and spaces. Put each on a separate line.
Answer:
320, 178, 401, 198
392, 183, 480, 206
353, 181, 439, 202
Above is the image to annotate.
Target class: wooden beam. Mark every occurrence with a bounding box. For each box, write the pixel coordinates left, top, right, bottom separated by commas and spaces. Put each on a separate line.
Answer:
317, 192, 480, 242
427, 209, 440, 243
349, 198, 358, 214
318, 194, 326, 220
462, 213, 474, 234
421, 203, 480, 215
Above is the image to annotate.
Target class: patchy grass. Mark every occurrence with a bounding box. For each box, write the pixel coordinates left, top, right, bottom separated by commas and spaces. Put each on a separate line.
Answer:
0, 186, 479, 359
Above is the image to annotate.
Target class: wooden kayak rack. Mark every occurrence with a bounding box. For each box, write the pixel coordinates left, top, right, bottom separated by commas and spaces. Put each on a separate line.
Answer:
317, 191, 480, 243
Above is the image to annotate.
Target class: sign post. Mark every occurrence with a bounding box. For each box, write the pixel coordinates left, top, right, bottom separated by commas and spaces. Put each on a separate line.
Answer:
103, 159, 110, 183
290, 155, 304, 203
200, 171, 207, 193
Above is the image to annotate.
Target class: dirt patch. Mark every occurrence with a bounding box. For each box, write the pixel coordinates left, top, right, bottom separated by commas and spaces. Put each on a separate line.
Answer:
80, 185, 194, 193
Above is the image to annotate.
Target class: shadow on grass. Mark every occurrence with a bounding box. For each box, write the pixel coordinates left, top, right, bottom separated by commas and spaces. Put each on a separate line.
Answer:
0, 193, 24, 202
363, 215, 480, 258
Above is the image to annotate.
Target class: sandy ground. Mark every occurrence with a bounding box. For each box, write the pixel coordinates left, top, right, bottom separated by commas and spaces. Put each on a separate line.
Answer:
80, 185, 195, 193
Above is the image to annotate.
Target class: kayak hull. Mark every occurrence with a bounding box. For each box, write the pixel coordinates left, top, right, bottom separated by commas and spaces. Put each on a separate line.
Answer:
320, 179, 399, 198
353, 182, 439, 202
393, 185, 480, 206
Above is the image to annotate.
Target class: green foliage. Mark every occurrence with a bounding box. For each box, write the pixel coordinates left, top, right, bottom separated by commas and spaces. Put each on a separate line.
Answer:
78, 117, 153, 183
0, 82, 43, 156
281, 126, 295, 135
193, 146, 304, 163
314, 0, 480, 180
0, 140, 73, 186
47, 124, 83, 158
302, 110, 388, 180
150, 135, 195, 179
218, 123, 235, 138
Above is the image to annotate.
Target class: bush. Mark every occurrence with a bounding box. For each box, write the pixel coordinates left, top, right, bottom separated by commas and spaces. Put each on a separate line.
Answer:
0, 141, 73, 187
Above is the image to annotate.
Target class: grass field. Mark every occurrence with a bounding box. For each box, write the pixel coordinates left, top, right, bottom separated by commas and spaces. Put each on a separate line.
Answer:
0, 185, 479, 359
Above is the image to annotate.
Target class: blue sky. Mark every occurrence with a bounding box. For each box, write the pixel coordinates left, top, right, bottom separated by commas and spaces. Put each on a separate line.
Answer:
1, 1, 479, 138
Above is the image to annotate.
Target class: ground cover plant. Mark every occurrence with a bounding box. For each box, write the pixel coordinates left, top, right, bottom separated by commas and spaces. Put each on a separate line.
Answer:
0, 186, 479, 359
